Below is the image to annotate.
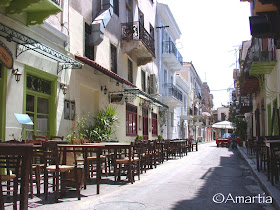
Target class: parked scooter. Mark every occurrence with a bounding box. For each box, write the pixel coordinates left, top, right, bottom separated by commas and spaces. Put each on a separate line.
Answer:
230, 132, 237, 149
231, 139, 237, 149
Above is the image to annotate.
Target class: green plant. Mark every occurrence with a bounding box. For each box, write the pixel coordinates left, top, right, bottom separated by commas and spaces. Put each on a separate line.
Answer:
67, 106, 119, 142
158, 135, 163, 140
81, 106, 119, 142
229, 102, 247, 142
135, 135, 143, 140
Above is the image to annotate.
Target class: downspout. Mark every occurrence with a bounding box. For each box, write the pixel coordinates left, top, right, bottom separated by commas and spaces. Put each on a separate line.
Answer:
89, 0, 113, 46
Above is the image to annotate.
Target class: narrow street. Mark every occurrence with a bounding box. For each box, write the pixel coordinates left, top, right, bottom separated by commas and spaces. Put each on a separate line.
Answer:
37, 141, 275, 210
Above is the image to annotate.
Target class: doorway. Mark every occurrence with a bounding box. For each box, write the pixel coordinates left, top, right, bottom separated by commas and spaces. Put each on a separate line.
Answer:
142, 108, 148, 140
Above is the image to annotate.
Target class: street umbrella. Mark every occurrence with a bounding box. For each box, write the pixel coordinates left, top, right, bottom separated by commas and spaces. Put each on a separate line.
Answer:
211, 120, 235, 129
202, 112, 211, 117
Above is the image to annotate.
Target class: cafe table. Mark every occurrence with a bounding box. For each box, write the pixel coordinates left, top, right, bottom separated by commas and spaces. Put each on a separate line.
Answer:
168, 140, 187, 159
84, 142, 133, 183
264, 140, 280, 185
0, 143, 33, 210
57, 144, 105, 194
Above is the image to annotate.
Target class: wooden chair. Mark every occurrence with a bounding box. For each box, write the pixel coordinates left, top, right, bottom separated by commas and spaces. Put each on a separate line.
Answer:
81, 139, 108, 178
114, 142, 140, 183
42, 141, 81, 202
0, 149, 21, 209
50, 136, 64, 140
33, 135, 48, 142
25, 139, 46, 197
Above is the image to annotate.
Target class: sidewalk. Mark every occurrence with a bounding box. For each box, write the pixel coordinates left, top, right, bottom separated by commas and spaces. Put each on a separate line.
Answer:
238, 145, 280, 209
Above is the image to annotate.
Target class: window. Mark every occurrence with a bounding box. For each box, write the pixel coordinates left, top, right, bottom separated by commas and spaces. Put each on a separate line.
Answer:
139, 9, 144, 27
126, 0, 133, 23
113, 0, 119, 16
152, 112, 158, 136
128, 59, 133, 83
26, 75, 51, 139
126, 103, 137, 136
150, 24, 154, 39
64, 100, 75, 120
221, 113, 225, 121
111, 44, 117, 74
141, 70, 146, 92
85, 23, 94, 60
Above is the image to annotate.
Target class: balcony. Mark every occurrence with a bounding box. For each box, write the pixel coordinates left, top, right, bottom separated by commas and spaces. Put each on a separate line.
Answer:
238, 72, 259, 94
162, 83, 182, 107
243, 38, 277, 76
121, 21, 155, 66
162, 41, 183, 71
250, 50, 277, 75
180, 107, 192, 120
238, 95, 253, 114
253, 0, 278, 15
1, 0, 62, 25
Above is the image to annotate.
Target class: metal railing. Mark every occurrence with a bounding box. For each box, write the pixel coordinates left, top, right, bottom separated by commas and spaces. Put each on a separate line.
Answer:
163, 83, 182, 102
51, 0, 60, 5
162, 41, 183, 64
121, 21, 155, 56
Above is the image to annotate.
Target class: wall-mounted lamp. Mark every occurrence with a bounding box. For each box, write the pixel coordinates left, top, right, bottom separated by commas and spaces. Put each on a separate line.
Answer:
60, 83, 68, 95
116, 82, 119, 86
12, 68, 22, 82
101, 85, 108, 94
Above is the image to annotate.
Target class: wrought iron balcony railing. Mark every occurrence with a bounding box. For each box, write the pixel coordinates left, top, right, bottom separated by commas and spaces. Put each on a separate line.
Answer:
162, 41, 183, 64
121, 21, 155, 56
52, 0, 60, 5
163, 83, 183, 102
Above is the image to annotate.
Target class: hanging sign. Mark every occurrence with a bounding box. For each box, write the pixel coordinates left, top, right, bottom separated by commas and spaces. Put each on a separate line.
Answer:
110, 93, 124, 104
0, 40, 13, 69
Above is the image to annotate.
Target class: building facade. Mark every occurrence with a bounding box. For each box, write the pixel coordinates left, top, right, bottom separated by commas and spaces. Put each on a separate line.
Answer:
233, 0, 280, 140
0, 0, 213, 142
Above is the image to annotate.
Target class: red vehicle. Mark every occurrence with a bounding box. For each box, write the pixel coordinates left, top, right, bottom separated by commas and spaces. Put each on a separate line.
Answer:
216, 133, 232, 147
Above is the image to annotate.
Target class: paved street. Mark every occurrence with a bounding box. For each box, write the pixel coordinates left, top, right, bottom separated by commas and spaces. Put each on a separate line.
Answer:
31, 141, 276, 210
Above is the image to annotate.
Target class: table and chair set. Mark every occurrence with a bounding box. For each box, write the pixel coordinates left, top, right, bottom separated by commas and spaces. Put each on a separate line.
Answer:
246, 136, 280, 186
0, 136, 198, 209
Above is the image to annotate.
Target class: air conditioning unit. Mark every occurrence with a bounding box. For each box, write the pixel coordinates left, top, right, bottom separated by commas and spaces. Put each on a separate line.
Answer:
149, 74, 158, 94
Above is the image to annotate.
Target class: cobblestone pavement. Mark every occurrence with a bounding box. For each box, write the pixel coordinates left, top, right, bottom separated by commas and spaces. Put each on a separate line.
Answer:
16, 141, 277, 210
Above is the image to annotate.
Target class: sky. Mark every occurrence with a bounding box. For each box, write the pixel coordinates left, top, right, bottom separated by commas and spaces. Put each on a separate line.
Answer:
157, 0, 252, 109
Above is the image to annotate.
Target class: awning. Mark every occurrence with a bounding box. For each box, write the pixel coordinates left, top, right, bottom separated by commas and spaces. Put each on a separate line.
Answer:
0, 22, 82, 73
125, 88, 168, 109
75, 56, 137, 88
212, 121, 235, 129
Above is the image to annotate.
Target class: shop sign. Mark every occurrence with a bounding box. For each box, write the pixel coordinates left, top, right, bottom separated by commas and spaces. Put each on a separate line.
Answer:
0, 40, 13, 69
110, 93, 124, 104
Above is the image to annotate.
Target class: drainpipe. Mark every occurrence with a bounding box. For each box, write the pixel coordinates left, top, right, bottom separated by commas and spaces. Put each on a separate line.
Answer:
89, 0, 113, 46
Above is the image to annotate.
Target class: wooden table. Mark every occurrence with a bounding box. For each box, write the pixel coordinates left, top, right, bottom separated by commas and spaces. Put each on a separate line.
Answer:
0, 143, 33, 210
168, 140, 187, 158
58, 144, 105, 194
84, 142, 133, 183
264, 140, 280, 185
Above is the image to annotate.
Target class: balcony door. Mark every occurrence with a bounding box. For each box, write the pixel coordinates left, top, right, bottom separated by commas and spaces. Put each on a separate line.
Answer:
142, 108, 148, 140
